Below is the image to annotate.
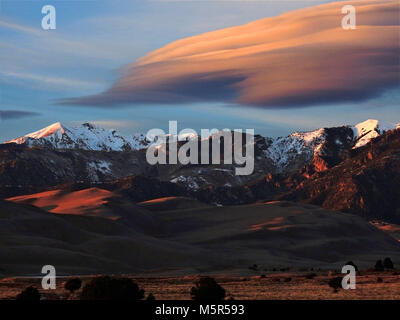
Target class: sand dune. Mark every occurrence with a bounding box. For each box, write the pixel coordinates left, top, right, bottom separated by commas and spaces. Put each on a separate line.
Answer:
0, 200, 213, 276
1, 197, 399, 277
6, 188, 157, 228
7, 188, 115, 217
137, 196, 209, 211
153, 201, 400, 269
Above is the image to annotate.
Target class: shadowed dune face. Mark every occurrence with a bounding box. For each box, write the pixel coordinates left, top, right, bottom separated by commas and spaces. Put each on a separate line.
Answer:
153, 201, 400, 267
61, 0, 400, 107
1, 198, 400, 276
0, 200, 208, 276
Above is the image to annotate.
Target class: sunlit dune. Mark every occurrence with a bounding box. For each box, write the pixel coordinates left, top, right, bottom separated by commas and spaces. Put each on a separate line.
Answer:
61, 0, 400, 107
139, 196, 181, 204
264, 201, 280, 204
7, 188, 116, 217
137, 196, 209, 211
248, 217, 284, 231
370, 220, 400, 242
267, 225, 294, 231
378, 225, 400, 232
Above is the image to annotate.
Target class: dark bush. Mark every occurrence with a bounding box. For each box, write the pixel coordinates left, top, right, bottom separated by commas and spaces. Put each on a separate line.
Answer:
383, 257, 394, 270
283, 277, 292, 282
146, 293, 155, 301
377, 277, 383, 283
374, 260, 384, 272
248, 264, 258, 271
345, 261, 358, 272
80, 276, 145, 300
305, 273, 317, 279
16, 286, 40, 301
328, 277, 343, 292
64, 278, 82, 293
190, 277, 226, 301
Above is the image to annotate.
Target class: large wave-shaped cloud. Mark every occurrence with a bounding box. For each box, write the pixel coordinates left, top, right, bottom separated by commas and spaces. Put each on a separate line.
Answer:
60, 0, 400, 108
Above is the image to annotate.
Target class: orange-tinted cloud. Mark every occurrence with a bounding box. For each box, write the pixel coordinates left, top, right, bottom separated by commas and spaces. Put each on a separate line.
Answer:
61, 0, 400, 108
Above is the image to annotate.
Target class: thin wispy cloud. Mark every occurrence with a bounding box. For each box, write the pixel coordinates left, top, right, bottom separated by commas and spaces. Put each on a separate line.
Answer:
0, 110, 41, 120
0, 71, 101, 90
61, 0, 400, 108
86, 120, 140, 129
0, 18, 132, 63
0, 20, 42, 36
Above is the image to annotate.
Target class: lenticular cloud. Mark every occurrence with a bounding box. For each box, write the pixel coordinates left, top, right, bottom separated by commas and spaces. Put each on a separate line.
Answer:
61, 0, 400, 108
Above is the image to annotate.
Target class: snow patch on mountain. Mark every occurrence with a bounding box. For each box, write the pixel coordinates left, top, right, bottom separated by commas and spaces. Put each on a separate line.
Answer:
87, 160, 112, 182
5, 122, 148, 151
352, 119, 396, 149
170, 175, 200, 190
264, 128, 326, 171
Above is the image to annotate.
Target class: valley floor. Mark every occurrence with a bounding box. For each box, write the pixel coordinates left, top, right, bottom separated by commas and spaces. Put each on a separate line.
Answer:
1, 271, 400, 300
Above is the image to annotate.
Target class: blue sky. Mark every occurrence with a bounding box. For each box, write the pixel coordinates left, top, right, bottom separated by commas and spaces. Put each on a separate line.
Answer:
0, 0, 399, 141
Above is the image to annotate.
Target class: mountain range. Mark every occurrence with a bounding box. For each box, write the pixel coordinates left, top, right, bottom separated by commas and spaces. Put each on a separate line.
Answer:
1, 119, 398, 187
5, 122, 148, 151
1, 118, 399, 275
1, 119, 399, 221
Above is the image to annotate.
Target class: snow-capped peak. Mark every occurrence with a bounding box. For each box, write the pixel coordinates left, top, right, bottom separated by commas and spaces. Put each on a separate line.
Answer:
4, 122, 148, 151
352, 119, 396, 149
264, 127, 326, 172
8, 122, 65, 144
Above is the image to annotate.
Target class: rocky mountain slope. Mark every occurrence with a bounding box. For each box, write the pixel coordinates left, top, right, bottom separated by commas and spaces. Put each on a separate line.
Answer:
0, 143, 151, 198
282, 128, 400, 222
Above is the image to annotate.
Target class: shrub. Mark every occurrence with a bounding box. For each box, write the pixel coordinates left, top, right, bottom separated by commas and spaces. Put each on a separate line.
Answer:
328, 277, 343, 292
146, 293, 155, 301
377, 277, 383, 283
305, 273, 317, 279
190, 277, 226, 301
374, 260, 384, 272
80, 276, 145, 300
383, 257, 394, 270
16, 286, 40, 301
345, 261, 358, 272
64, 278, 82, 294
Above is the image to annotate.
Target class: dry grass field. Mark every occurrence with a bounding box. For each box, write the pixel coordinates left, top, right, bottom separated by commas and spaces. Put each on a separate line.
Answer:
1, 271, 399, 300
